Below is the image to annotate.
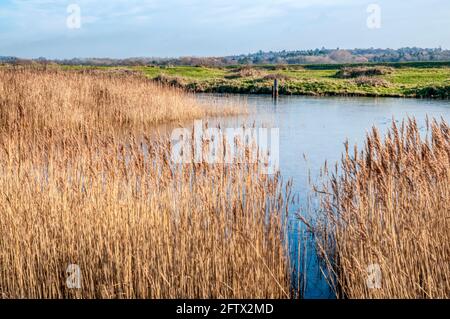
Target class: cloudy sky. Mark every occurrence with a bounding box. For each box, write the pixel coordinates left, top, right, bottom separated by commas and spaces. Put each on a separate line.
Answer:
0, 0, 449, 58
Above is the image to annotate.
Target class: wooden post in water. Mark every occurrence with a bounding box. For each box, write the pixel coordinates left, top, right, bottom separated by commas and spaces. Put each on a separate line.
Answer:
272, 78, 279, 99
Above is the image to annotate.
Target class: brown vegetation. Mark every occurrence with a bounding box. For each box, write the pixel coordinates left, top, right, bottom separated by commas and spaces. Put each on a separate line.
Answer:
314, 118, 450, 298
0, 68, 290, 298
353, 76, 391, 87
263, 73, 292, 81
225, 66, 267, 79
335, 66, 393, 79
0, 67, 243, 133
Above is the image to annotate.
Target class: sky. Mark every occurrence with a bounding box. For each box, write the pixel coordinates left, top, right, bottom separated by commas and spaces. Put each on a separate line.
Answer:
0, 0, 449, 59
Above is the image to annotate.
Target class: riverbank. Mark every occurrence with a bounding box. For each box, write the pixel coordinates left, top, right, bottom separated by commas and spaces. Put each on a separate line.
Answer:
139, 62, 450, 99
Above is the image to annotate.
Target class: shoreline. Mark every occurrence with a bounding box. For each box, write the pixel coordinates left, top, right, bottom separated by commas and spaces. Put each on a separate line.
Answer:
183, 86, 449, 99
144, 63, 450, 100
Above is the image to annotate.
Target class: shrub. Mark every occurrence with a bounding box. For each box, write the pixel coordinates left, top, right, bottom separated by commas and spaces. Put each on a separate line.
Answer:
335, 66, 393, 79
353, 76, 391, 87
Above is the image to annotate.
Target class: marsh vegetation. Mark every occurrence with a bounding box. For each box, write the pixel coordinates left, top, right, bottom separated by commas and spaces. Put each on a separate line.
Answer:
0, 67, 448, 299
0, 67, 289, 298
313, 119, 450, 298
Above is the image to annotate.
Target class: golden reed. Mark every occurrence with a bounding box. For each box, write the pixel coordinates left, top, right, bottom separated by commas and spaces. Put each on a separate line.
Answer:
0, 68, 291, 298
314, 118, 450, 298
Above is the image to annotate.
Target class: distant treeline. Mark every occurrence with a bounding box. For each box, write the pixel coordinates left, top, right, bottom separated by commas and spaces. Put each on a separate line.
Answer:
2, 47, 450, 67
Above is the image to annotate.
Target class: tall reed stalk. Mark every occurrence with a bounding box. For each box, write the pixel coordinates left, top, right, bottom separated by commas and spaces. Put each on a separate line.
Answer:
314, 118, 450, 298
0, 68, 290, 298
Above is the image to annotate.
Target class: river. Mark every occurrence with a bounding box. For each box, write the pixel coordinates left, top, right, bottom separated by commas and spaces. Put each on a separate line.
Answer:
194, 94, 450, 298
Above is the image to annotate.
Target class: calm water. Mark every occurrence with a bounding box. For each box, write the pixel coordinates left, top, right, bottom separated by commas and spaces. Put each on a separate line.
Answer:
196, 94, 450, 298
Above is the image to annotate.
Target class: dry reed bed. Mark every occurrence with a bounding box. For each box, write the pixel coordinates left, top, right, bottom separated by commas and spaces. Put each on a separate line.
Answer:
0, 67, 244, 134
315, 118, 450, 298
0, 68, 289, 298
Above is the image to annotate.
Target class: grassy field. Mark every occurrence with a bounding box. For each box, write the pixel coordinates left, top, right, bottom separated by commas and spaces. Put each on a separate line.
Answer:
131, 62, 450, 98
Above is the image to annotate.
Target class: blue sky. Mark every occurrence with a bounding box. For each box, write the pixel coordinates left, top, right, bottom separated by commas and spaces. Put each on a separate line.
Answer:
0, 0, 449, 58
